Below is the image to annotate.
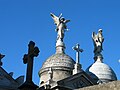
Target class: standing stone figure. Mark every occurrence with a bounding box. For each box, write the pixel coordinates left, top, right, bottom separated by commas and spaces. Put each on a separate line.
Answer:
92, 29, 104, 55
50, 13, 70, 41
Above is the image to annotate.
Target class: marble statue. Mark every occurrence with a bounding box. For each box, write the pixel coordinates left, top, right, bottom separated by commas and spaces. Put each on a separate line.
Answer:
50, 13, 70, 41
92, 29, 104, 55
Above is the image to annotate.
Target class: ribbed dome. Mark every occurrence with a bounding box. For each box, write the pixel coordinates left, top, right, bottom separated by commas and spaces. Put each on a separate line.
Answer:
40, 53, 75, 71
86, 61, 117, 83
39, 53, 75, 84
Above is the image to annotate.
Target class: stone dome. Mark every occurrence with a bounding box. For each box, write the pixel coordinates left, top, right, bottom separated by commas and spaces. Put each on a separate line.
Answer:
39, 53, 75, 85
86, 61, 117, 83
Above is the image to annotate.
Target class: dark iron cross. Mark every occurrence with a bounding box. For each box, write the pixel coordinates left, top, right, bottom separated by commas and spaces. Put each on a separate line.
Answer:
0, 53, 5, 66
23, 41, 40, 83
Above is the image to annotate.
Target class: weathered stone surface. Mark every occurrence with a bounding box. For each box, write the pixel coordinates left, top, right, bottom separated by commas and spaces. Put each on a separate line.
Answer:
86, 29, 117, 84
76, 81, 120, 90
86, 61, 117, 83
40, 53, 75, 71
39, 53, 75, 86
57, 71, 95, 90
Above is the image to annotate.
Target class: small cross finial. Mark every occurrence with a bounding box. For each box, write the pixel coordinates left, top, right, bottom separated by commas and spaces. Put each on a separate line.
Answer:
0, 53, 5, 66
73, 43, 83, 52
73, 44, 83, 74
73, 43, 83, 64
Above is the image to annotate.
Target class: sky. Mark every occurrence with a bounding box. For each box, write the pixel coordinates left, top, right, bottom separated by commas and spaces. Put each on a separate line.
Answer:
0, 0, 120, 85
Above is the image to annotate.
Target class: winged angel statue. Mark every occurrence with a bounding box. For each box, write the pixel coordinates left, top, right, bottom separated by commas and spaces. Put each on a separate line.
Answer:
92, 29, 104, 54
50, 13, 70, 41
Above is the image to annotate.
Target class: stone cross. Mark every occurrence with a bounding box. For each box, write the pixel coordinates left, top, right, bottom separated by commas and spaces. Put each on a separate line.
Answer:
0, 53, 5, 66
73, 44, 83, 64
23, 41, 40, 83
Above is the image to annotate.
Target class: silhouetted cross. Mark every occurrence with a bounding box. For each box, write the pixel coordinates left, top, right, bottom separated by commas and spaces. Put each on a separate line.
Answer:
73, 43, 83, 64
0, 53, 5, 66
23, 41, 40, 83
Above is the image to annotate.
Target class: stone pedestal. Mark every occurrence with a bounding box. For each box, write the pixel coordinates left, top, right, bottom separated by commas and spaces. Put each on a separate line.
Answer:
18, 81, 38, 90
73, 63, 82, 75
56, 39, 65, 54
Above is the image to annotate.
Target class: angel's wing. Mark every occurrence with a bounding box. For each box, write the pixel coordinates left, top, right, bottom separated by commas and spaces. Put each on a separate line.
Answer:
98, 30, 104, 43
92, 32, 96, 39
50, 13, 60, 26
64, 20, 70, 24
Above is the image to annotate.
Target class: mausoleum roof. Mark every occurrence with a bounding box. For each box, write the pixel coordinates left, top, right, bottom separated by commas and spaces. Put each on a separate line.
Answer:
86, 29, 117, 83
39, 53, 75, 74
86, 61, 117, 83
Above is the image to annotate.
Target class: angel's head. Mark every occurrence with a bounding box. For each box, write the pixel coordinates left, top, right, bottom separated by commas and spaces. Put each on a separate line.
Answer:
60, 17, 65, 22
98, 29, 102, 33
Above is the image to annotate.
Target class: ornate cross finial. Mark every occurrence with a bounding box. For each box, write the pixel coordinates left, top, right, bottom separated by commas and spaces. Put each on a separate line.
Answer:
19, 41, 40, 90
23, 41, 40, 83
73, 43, 83, 64
0, 53, 5, 66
